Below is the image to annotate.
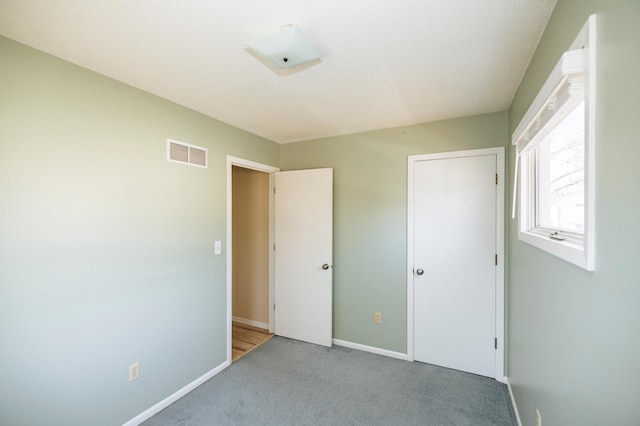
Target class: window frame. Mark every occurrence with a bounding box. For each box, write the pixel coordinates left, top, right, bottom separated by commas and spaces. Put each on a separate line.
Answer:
513, 15, 596, 271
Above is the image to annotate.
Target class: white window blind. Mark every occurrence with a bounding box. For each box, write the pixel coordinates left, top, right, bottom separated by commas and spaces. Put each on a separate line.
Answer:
512, 49, 585, 155
511, 48, 585, 219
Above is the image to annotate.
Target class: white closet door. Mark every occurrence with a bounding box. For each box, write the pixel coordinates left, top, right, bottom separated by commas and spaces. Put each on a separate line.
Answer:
413, 154, 497, 377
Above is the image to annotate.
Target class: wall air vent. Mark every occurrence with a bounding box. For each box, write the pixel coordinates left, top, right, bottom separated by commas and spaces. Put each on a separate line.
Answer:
167, 139, 208, 168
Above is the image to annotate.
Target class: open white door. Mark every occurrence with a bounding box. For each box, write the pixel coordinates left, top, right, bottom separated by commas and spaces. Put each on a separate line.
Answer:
274, 168, 333, 347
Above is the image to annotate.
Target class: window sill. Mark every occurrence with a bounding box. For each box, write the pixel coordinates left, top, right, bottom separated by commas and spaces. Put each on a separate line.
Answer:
518, 230, 594, 271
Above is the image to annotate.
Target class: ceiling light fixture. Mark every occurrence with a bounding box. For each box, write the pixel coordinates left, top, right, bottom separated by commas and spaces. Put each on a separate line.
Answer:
246, 25, 321, 69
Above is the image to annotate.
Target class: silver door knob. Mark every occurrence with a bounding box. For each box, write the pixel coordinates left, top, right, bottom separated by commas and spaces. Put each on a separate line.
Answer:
322, 264, 330, 270
416, 268, 424, 276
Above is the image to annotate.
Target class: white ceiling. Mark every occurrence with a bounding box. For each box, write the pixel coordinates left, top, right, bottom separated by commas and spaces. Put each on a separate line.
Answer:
0, 0, 556, 143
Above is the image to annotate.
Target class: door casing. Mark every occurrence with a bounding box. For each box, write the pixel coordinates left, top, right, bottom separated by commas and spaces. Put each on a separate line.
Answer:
406, 147, 505, 382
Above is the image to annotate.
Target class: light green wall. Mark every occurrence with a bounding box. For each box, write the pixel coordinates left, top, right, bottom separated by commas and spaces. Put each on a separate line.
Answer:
508, 1, 640, 425
10, 3, 638, 422
0, 36, 279, 426
280, 112, 508, 353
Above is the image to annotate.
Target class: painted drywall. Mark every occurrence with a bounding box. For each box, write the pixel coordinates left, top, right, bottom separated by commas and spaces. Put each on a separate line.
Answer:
507, 1, 640, 425
280, 112, 508, 353
0, 36, 279, 426
232, 166, 270, 325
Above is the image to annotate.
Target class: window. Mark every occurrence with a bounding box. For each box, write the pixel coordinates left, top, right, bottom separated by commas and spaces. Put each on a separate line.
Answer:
537, 101, 585, 233
513, 16, 595, 271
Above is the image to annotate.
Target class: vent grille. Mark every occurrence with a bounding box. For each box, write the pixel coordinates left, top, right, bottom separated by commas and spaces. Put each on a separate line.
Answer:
167, 139, 208, 168
189, 147, 207, 167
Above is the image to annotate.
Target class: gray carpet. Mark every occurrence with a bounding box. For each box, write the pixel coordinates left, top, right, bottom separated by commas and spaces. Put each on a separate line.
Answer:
143, 337, 516, 426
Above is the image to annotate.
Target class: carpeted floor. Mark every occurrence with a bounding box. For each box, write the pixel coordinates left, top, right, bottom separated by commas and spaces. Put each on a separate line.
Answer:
143, 336, 516, 426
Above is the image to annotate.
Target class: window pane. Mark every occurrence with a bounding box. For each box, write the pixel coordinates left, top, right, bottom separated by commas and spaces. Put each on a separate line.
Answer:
538, 101, 585, 232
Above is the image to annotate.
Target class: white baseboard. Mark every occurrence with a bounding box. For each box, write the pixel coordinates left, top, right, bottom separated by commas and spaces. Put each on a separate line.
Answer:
332, 338, 408, 361
232, 316, 269, 330
122, 360, 230, 426
504, 376, 522, 426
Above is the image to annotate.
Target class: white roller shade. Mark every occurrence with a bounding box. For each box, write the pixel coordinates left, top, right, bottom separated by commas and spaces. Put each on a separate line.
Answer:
512, 49, 585, 154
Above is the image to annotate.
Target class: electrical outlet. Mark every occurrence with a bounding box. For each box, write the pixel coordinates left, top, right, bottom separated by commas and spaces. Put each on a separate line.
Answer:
129, 362, 140, 382
536, 409, 542, 426
374, 312, 382, 324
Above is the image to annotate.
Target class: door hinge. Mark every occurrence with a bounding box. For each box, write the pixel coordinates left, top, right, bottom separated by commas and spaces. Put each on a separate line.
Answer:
273, 304, 276, 310
495, 338, 498, 349
274, 244, 276, 251
274, 187, 276, 194
495, 173, 498, 185
495, 254, 498, 265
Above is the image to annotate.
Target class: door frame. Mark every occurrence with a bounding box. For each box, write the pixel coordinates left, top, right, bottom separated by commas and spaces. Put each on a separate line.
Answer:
226, 156, 279, 363
406, 147, 505, 381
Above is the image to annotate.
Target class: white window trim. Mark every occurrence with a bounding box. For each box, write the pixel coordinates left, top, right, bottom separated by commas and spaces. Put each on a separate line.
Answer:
512, 15, 596, 271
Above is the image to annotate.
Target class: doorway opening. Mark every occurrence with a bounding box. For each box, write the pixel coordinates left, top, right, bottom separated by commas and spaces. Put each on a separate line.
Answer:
227, 157, 279, 362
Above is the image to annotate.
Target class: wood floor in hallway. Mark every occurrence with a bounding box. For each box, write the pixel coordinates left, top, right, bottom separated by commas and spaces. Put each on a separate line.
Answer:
232, 322, 273, 362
